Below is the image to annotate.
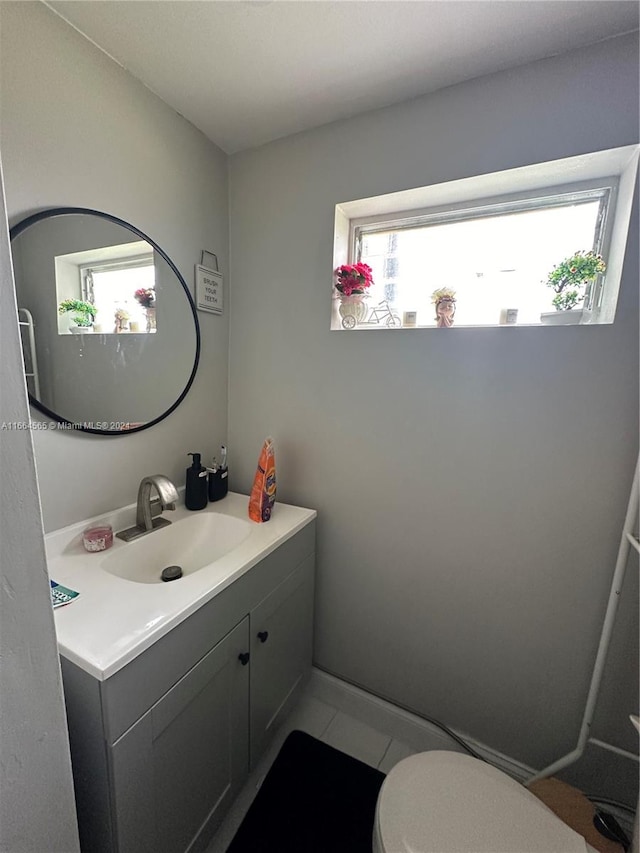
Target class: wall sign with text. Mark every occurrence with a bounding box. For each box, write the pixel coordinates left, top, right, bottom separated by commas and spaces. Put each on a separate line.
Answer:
195, 265, 223, 314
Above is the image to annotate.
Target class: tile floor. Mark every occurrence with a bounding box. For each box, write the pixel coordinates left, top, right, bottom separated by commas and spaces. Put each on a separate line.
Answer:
206, 675, 635, 853
206, 680, 466, 853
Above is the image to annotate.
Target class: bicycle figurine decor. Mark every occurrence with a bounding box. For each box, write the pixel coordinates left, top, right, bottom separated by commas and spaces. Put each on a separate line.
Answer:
432, 287, 457, 328
334, 263, 374, 329
360, 299, 401, 328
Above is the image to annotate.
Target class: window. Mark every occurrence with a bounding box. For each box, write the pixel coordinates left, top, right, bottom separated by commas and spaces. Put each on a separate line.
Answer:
55, 241, 157, 334
82, 256, 156, 334
332, 146, 639, 329
357, 188, 608, 326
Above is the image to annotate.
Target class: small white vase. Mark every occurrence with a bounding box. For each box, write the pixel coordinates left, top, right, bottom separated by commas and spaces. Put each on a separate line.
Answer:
146, 307, 157, 332
540, 309, 584, 326
338, 294, 368, 329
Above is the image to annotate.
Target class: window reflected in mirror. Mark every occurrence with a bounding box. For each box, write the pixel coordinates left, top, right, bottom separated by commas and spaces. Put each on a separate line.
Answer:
55, 241, 158, 335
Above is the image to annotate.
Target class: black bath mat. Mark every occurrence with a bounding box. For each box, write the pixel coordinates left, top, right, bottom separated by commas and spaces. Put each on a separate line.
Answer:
226, 729, 385, 853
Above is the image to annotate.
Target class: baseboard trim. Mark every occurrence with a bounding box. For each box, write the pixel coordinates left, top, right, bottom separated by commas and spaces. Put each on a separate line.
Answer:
307, 667, 535, 783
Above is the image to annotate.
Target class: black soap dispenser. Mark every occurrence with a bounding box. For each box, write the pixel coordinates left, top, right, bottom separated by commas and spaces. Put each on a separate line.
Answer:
185, 453, 208, 510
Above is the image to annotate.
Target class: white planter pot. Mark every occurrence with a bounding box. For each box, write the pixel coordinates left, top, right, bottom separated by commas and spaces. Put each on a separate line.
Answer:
70, 325, 94, 334
540, 309, 584, 326
338, 294, 369, 329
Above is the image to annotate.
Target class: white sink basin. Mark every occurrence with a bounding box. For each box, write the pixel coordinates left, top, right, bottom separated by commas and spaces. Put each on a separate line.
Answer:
101, 512, 252, 584
46, 493, 316, 679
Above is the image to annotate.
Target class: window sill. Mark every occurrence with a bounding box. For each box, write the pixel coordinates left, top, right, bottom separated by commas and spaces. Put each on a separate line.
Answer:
331, 322, 612, 331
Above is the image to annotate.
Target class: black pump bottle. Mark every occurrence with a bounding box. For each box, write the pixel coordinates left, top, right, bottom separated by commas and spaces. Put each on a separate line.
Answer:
185, 452, 208, 510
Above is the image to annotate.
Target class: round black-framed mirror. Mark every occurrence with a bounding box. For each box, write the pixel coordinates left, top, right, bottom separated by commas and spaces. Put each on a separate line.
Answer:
10, 207, 201, 436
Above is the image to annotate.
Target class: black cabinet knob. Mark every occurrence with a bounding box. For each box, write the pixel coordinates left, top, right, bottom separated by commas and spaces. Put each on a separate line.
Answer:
238, 652, 250, 666
257, 631, 269, 644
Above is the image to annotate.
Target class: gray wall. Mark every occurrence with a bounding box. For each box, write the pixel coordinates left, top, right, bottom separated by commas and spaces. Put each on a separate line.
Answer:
228, 33, 639, 796
1, 0, 637, 813
0, 163, 79, 852
0, 1, 229, 531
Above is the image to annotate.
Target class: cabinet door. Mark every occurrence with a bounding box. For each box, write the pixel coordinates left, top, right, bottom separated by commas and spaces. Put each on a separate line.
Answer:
250, 554, 314, 766
110, 617, 250, 853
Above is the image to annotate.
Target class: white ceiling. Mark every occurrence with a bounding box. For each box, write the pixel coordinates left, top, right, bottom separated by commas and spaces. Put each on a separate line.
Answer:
46, 1, 639, 154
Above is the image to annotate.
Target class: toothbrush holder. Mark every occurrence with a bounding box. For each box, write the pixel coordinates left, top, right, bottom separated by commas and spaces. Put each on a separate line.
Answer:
208, 467, 228, 502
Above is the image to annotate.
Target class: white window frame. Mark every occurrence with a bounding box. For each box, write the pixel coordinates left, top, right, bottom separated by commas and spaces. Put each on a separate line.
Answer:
54, 241, 155, 334
80, 254, 154, 303
353, 183, 613, 316
332, 145, 639, 328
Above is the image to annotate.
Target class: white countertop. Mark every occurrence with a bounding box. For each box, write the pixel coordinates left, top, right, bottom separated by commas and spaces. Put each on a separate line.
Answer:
46, 493, 316, 681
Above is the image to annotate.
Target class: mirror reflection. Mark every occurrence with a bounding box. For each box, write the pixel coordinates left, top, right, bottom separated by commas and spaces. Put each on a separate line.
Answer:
11, 208, 200, 434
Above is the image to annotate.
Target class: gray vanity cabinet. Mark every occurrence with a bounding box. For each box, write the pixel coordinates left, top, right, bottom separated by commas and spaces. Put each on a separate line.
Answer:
249, 553, 314, 766
60, 520, 315, 853
109, 618, 249, 853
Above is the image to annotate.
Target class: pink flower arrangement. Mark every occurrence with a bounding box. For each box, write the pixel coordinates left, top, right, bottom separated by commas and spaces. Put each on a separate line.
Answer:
334, 263, 374, 296
134, 287, 156, 308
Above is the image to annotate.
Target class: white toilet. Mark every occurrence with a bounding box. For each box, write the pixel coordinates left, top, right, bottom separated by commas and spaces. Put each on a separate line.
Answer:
373, 750, 599, 853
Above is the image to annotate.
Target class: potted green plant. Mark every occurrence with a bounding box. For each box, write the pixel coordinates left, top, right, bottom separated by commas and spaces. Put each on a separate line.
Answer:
58, 298, 97, 333
540, 250, 606, 325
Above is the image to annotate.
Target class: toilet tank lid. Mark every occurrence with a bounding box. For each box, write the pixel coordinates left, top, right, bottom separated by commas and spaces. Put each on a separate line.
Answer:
376, 751, 589, 853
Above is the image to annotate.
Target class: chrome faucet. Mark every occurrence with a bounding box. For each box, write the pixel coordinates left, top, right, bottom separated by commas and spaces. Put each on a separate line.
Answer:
136, 475, 179, 530
116, 475, 179, 542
